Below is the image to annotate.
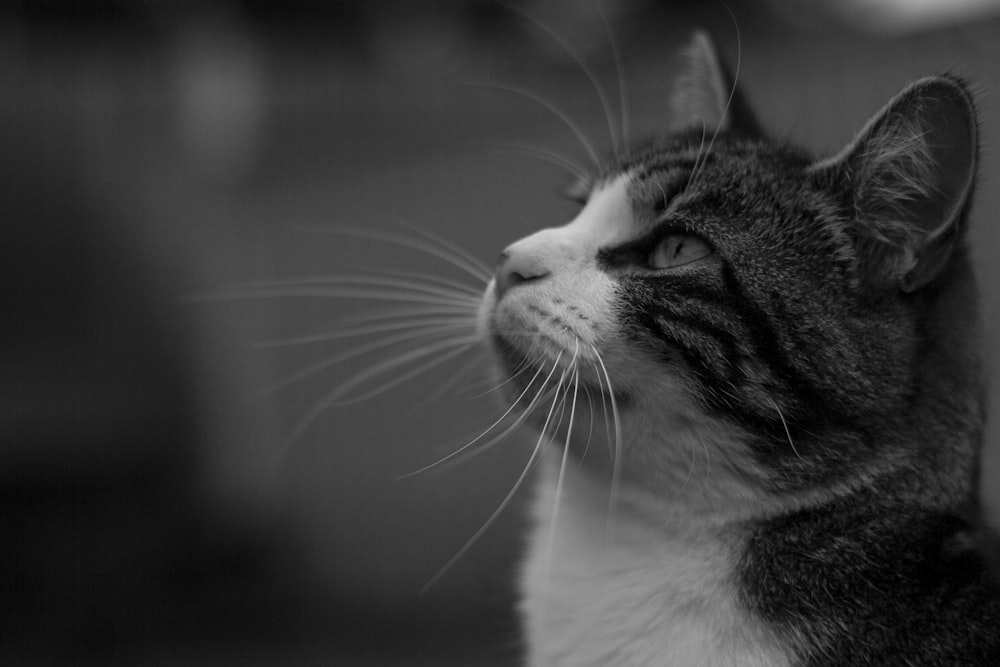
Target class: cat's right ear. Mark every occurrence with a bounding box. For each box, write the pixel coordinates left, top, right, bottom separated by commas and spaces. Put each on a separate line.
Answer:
667, 30, 761, 137
810, 76, 978, 292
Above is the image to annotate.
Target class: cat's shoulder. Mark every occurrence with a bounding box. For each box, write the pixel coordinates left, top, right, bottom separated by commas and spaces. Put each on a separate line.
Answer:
740, 486, 1000, 664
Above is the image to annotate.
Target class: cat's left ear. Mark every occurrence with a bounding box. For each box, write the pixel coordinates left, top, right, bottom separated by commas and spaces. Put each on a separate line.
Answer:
668, 30, 761, 137
811, 76, 978, 292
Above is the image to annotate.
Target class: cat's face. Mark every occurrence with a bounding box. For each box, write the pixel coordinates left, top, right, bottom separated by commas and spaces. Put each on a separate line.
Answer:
480, 138, 849, 509
478, 34, 980, 513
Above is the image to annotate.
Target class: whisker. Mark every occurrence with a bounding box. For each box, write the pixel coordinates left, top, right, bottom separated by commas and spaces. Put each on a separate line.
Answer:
590, 356, 613, 456
229, 274, 484, 304
503, 4, 620, 155
593, 0, 629, 150
464, 335, 559, 395
335, 341, 478, 407
250, 323, 476, 400
460, 81, 601, 167
420, 356, 482, 405
546, 341, 580, 442
672, 434, 699, 501
539, 364, 578, 621
398, 360, 553, 479
374, 268, 487, 298
252, 315, 478, 349
690, 5, 742, 188
471, 140, 590, 181
387, 215, 494, 281
277, 338, 477, 461
308, 334, 478, 404
294, 226, 492, 284
591, 345, 622, 537
470, 358, 536, 399
549, 373, 571, 439
767, 395, 803, 461
693, 428, 713, 506
420, 352, 566, 593
686, 120, 708, 192
560, 345, 582, 464
427, 382, 564, 475
190, 285, 479, 308
336, 304, 481, 328
578, 383, 596, 463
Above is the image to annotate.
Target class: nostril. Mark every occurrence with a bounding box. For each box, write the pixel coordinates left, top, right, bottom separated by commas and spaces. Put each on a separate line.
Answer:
496, 269, 544, 302
494, 250, 550, 301
498, 268, 530, 295
495, 251, 511, 272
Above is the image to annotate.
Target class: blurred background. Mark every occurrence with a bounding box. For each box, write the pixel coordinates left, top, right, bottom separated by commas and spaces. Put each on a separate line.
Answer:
3, 0, 1000, 664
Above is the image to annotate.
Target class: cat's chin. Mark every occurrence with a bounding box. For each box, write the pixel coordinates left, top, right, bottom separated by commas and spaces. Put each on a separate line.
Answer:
488, 332, 630, 410
489, 331, 533, 378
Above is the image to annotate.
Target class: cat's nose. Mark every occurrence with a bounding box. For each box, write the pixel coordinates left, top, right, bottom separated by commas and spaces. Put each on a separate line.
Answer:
494, 248, 550, 301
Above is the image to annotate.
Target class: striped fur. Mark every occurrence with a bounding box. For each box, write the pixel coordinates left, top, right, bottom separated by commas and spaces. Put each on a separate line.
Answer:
483, 32, 999, 666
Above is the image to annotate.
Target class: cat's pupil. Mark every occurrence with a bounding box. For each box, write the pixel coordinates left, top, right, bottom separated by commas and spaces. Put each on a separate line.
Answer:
648, 234, 710, 270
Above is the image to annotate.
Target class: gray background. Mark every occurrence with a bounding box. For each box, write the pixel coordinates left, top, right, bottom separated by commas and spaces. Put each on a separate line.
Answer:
3, 1, 999, 664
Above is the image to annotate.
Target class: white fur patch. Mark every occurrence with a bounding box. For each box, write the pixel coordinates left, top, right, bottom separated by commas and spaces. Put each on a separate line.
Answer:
521, 453, 792, 667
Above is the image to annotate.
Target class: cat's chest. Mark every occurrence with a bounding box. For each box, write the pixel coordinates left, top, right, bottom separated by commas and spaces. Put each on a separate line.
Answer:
520, 463, 791, 667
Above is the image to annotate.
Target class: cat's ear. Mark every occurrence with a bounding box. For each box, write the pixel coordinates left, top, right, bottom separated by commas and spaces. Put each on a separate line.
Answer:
668, 30, 761, 136
811, 76, 978, 292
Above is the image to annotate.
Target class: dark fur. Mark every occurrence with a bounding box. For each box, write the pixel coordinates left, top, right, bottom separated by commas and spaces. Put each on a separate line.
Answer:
741, 482, 1000, 665
589, 38, 998, 663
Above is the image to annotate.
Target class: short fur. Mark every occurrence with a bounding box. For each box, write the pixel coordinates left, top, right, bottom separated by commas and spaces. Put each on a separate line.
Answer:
481, 32, 1000, 666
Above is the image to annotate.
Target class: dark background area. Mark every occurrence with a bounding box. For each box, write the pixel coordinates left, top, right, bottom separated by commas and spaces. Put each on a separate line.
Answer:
3, 1, 1000, 664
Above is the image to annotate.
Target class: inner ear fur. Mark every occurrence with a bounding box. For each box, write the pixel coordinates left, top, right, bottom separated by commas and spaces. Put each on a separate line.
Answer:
811, 76, 978, 292
668, 30, 761, 137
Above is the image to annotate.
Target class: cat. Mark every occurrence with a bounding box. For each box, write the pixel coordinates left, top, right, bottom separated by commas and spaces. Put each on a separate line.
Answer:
477, 30, 1000, 666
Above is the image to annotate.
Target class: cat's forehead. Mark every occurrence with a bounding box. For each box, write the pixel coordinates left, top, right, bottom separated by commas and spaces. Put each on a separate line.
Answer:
579, 148, 781, 239
611, 136, 809, 188
594, 137, 818, 231
566, 174, 637, 242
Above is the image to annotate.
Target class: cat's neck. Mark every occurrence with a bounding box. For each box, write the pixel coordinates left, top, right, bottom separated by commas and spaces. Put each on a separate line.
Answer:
521, 448, 793, 667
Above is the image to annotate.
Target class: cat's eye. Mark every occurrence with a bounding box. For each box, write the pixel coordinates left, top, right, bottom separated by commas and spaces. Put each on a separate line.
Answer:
647, 234, 712, 270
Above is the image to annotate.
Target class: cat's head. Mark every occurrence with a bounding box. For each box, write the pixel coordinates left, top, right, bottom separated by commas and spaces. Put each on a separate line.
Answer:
479, 32, 982, 515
